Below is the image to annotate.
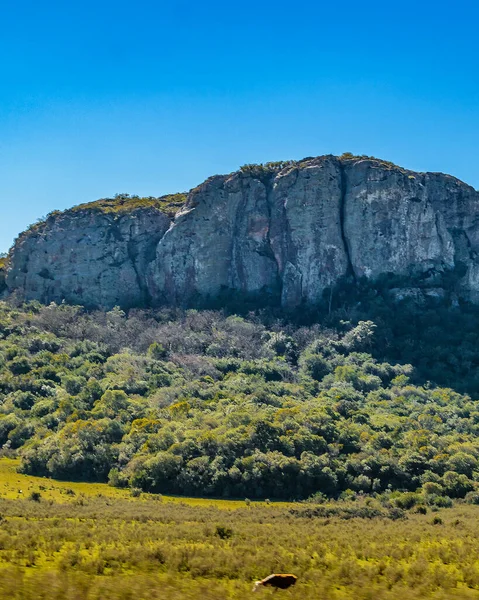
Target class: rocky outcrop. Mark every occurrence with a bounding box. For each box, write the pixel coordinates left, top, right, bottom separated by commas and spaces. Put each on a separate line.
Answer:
0, 261, 6, 296
148, 157, 350, 307
342, 161, 479, 301
6, 206, 171, 308
4, 155, 479, 309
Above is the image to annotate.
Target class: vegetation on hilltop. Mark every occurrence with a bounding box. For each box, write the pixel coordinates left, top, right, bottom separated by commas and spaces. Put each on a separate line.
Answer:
239, 154, 404, 179
240, 161, 296, 179
1, 298, 479, 504
19, 193, 188, 238
11, 154, 410, 242
71, 192, 188, 217
13, 193, 187, 244
339, 152, 402, 170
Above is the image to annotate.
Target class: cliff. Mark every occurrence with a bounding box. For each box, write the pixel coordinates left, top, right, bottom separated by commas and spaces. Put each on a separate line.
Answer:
4, 155, 479, 309
0, 257, 6, 296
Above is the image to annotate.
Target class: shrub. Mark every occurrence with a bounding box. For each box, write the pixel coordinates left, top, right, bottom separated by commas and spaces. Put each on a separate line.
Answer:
393, 492, 421, 510
8, 357, 32, 375
108, 468, 129, 488
215, 526, 233, 539
426, 494, 453, 508
11, 391, 36, 410
63, 376, 86, 396
464, 491, 479, 505
414, 505, 428, 514
148, 342, 168, 360
422, 482, 443, 496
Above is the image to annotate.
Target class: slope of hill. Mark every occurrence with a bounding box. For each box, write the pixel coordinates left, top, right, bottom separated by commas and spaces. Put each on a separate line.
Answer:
1, 300, 479, 503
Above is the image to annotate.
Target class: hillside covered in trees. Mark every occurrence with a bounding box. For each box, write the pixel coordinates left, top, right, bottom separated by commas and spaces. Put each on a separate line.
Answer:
1, 295, 479, 504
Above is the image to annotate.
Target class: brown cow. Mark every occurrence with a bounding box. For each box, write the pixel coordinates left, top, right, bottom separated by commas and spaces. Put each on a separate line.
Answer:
252, 573, 298, 592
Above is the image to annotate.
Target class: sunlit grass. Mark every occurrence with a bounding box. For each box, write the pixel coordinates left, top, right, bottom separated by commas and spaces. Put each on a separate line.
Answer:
1, 460, 479, 598
0, 458, 264, 508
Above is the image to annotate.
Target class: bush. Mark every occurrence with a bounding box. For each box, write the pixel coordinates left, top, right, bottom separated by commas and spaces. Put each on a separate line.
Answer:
148, 342, 168, 360
11, 391, 36, 410
8, 357, 32, 375
393, 492, 421, 510
414, 505, 428, 514
63, 376, 86, 396
422, 482, 443, 496
464, 491, 479, 505
426, 494, 453, 508
215, 526, 233, 539
108, 468, 129, 488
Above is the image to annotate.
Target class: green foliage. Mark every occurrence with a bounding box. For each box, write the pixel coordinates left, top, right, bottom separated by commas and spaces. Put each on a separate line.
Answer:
7, 356, 32, 375
0, 300, 476, 502
148, 342, 168, 360
393, 492, 421, 510
215, 525, 233, 539
240, 161, 295, 179
71, 192, 188, 217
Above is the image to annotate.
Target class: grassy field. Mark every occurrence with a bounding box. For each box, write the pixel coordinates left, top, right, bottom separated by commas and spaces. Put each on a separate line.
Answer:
1, 458, 479, 599
0, 458, 249, 508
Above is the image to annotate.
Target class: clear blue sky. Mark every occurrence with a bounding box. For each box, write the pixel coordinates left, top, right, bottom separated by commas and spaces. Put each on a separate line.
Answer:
1, 0, 478, 253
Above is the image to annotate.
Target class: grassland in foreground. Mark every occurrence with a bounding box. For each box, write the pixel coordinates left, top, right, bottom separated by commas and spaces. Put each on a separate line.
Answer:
1, 459, 479, 599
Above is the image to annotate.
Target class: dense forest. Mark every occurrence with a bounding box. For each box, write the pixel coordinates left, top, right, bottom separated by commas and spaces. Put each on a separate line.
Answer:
2, 292, 479, 504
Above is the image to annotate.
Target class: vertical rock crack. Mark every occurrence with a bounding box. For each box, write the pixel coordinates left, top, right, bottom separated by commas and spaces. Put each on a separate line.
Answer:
338, 160, 356, 282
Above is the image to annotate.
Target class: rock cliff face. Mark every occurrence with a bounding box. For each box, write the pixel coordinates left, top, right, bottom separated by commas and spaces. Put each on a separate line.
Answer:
0, 262, 6, 296
6, 206, 171, 308
4, 155, 479, 309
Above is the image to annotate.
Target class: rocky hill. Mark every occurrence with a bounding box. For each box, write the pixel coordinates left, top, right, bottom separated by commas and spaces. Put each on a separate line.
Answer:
3, 154, 479, 309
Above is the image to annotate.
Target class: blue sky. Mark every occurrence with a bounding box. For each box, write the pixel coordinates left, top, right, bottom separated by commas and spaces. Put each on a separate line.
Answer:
1, 0, 478, 253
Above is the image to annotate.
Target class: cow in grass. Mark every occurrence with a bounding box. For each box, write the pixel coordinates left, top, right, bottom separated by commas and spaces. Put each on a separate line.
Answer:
252, 574, 298, 592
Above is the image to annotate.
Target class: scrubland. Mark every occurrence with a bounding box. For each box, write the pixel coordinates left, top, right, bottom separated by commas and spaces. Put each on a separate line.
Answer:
0, 458, 478, 599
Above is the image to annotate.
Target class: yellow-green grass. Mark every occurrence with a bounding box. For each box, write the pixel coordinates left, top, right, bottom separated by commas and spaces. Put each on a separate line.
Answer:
0, 457, 131, 503
0, 458, 260, 508
1, 457, 479, 599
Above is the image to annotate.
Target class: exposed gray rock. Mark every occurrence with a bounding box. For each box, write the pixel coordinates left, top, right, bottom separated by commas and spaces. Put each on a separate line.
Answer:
147, 173, 281, 305
342, 160, 479, 296
269, 157, 349, 306
6, 207, 170, 308
4, 155, 479, 309
388, 287, 446, 306
0, 265, 6, 296
148, 156, 349, 307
